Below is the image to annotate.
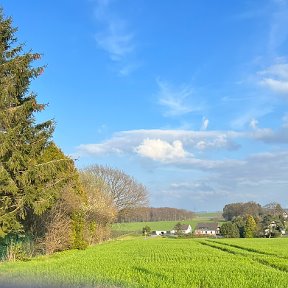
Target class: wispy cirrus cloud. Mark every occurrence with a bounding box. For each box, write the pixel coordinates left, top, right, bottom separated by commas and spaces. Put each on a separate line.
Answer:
231, 106, 274, 129
157, 80, 202, 117
268, 0, 288, 53
93, 0, 137, 75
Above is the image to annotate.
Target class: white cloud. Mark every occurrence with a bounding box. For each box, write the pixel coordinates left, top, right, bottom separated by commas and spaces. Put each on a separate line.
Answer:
135, 139, 188, 162
149, 149, 288, 210
76, 129, 242, 158
260, 78, 288, 93
77, 143, 122, 155
251, 127, 288, 143
249, 118, 258, 130
157, 80, 200, 117
231, 106, 274, 129
201, 117, 209, 130
195, 135, 239, 151
264, 63, 288, 78
246, 113, 288, 144
76, 127, 288, 210
76, 125, 288, 174
215, 151, 288, 184
258, 63, 288, 95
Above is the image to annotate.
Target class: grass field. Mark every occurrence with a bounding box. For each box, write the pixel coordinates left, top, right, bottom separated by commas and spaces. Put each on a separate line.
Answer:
1, 237, 288, 287
112, 212, 223, 233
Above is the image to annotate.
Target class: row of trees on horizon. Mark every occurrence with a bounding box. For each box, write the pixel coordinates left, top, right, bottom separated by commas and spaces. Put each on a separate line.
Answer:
118, 207, 195, 223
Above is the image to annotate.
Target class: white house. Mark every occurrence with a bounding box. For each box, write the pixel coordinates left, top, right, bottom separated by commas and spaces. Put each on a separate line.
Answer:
152, 224, 192, 236
172, 224, 192, 234
169, 224, 192, 235
264, 221, 286, 236
194, 222, 220, 236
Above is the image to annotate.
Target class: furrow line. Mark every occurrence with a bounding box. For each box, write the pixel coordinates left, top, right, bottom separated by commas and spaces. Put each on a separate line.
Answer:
198, 240, 288, 274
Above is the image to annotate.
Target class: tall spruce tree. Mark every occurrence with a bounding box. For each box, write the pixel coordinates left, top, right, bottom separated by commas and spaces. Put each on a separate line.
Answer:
0, 9, 81, 238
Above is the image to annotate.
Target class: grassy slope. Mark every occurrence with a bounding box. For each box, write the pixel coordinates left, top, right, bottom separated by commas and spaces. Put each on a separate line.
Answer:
1, 237, 288, 288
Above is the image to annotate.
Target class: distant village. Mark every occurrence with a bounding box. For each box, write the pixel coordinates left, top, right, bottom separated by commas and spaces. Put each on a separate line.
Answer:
144, 202, 288, 238
152, 222, 219, 236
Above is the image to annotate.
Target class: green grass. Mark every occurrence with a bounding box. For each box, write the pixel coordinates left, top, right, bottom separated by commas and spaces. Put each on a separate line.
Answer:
112, 220, 193, 232
1, 237, 288, 287
201, 238, 288, 273
213, 237, 288, 258
112, 213, 223, 233
195, 211, 222, 218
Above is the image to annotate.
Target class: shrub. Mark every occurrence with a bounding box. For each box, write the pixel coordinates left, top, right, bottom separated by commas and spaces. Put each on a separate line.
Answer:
72, 212, 88, 250
2, 237, 35, 261
142, 225, 151, 236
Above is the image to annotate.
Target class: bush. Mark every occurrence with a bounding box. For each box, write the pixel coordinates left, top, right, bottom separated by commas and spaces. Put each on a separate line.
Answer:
142, 225, 151, 236
272, 230, 282, 238
43, 205, 72, 254
72, 212, 88, 250
1, 237, 35, 261
220, 222, 240, 238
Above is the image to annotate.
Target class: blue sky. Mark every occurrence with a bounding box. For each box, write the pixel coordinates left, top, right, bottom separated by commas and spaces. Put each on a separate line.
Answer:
2, 0, 288, 211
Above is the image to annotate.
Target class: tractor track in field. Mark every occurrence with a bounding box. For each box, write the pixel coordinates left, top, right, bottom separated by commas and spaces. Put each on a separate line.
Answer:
199, 240, 288, 273
207, 240, 288, 260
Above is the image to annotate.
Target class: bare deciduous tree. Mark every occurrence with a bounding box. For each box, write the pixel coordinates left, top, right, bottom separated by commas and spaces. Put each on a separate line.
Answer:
82, 165, 149, 215
80, 171, 117, 225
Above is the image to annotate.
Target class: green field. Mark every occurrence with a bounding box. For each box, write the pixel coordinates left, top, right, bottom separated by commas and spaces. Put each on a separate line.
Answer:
1, 237, 288, 287
112, 212, 223, 233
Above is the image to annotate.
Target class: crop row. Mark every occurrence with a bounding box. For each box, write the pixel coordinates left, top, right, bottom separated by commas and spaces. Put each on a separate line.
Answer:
200, 239, 288, 273
215, 237, 288, 258
1, 238, 288, 287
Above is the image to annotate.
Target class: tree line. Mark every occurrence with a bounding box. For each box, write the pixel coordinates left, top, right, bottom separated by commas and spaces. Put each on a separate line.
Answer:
0, 9, 148, 259
221, 202, 286, 238
118, 207, 195, 223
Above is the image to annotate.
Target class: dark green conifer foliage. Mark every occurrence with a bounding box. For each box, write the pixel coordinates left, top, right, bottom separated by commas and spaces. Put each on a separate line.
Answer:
0, 9, 78, 238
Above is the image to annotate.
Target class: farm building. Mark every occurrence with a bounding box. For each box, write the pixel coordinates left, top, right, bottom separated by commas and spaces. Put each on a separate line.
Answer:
170, 224, 192, 234
152, 230, 167, 236
152, 224, 192, 236
194, 222, 220, 236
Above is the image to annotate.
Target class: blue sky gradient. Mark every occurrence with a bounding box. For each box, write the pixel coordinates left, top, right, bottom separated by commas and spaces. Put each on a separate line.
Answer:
2, 0, 288, 211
